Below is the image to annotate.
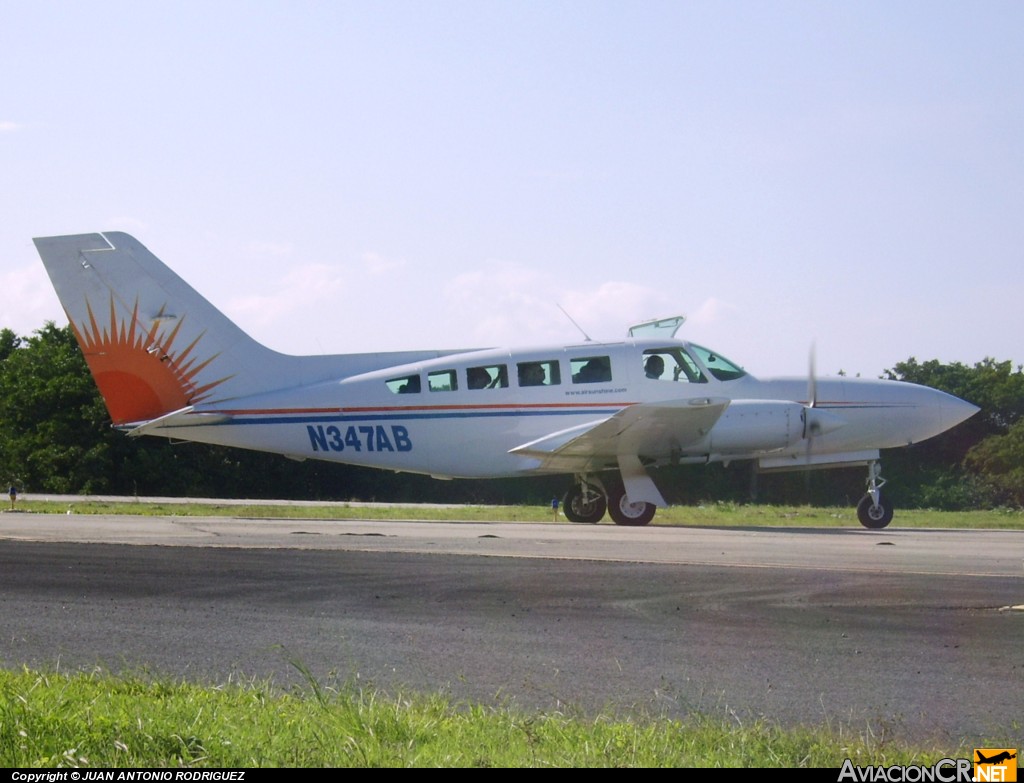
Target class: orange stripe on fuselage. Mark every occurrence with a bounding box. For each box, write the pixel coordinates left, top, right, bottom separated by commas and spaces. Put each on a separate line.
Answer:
213, 401, 637, 416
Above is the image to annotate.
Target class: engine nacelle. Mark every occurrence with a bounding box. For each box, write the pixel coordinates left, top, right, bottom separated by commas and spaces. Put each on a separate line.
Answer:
707, 400, 806, 454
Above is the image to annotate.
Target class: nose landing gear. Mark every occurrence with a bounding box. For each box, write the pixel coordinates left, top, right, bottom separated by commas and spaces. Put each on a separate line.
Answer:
856, 461, 893, 529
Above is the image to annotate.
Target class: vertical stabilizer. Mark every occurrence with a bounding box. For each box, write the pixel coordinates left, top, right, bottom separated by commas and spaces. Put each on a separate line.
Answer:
35, 232, 296, 425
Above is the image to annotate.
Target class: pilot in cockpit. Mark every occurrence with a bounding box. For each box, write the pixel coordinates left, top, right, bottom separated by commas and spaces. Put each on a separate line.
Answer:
644, 354, 665, 380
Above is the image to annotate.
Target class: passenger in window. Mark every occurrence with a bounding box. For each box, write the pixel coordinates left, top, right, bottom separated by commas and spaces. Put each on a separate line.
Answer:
575, 358, 611, 383
398, 376, 420, 393
467, 367, 491, 390
518, 363, 545, 387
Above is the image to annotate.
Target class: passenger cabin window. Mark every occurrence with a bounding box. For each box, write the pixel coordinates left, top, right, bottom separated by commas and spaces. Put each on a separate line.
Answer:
642, 349, 706, 383
466, 364, 508, 390
517, 360, 560, 387
386, 374, 421, 394
428, 369, 458, 392
689, 343, 747, 381
570, 356, 612, 384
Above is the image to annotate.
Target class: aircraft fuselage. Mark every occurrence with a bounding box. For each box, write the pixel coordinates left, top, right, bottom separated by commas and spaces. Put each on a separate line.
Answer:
156, 338, 977, 479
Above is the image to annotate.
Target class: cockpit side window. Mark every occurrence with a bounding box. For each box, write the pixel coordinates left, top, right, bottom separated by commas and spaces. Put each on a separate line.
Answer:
517, 360, 560, 387
642, 349, 706, 383
688, 343, 747, 381
428, 369, 458, 392
570, 356, 612, 384
466, 364, 508, 390
386, 374, 421, 394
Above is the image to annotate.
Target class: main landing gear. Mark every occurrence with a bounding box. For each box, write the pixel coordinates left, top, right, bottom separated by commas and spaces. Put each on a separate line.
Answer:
562, 476, 657, 526
607, 484, 657, 526
562, 481, 607, 524
856, 460, 894, 529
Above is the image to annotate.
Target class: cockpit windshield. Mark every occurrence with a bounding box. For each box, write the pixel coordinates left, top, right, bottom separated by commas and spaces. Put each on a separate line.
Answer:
688, 343, 747, 381
642, 348, 706, 383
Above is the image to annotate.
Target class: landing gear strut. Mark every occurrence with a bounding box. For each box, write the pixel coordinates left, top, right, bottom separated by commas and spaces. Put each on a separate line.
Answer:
856, 460, 893, 529
563, 480, 606, 524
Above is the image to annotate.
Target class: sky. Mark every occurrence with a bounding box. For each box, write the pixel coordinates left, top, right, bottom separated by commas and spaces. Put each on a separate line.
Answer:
2, 0, 1022, 379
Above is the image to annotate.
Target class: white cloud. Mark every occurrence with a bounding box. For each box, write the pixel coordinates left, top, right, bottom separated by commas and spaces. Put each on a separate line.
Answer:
226, 262, 347, 333
0, 121, 21, 132
105, 216, 150, 235
444, 261, 563, 345
560, 282, 675, 339
0, 263, 63, 335
688, 296, 737, 327
244, 241, 294, 257
444, 261, 675, 346
361, 251, 406, 275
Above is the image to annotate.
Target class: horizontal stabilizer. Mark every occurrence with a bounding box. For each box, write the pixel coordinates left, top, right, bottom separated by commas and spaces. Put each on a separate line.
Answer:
120, 406, 232, 437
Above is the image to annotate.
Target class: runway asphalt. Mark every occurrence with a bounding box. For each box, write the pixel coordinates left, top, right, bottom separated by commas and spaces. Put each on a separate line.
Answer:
1, 512, 1021, 745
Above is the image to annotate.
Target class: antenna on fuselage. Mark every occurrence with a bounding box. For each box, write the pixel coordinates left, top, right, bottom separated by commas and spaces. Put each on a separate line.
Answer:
557, 304, 592, 342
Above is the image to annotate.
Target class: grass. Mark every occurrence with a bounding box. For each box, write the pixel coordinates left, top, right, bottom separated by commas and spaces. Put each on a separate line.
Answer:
9, 498, 1024, 528
0, 668, 985, 768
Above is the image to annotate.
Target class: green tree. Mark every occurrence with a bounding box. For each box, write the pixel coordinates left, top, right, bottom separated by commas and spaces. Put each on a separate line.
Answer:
964, 419, 1024, 506
0, 323, 115, 492
0, 328, 21, 362
885, 357, 1024, 431
882, 357, 1024, 508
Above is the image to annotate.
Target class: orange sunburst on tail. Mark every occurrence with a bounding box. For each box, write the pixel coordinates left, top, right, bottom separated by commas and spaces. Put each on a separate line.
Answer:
70, 296, 230, 425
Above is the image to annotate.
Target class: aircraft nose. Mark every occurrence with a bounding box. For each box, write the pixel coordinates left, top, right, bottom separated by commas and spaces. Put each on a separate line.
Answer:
938, 392, 980, 431
897, 384, 980, 445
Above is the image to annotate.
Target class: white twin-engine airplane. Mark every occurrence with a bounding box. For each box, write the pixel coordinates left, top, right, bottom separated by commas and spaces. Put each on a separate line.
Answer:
35, 232, 979, 528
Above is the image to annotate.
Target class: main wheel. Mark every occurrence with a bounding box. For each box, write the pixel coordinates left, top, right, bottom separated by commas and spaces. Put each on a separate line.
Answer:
607, 485, 656, 526
856, 494, 894, 529
563, 484, 607, 524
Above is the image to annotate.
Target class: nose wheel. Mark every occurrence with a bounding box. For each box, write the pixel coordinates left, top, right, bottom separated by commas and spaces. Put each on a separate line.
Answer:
856, 494, 894, 528
857, 461, 893, 529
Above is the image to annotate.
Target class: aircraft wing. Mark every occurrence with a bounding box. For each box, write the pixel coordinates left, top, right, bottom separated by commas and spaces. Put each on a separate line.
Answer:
510, 397, 729, 473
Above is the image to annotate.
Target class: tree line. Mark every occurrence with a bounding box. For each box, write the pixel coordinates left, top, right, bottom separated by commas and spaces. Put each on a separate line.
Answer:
2, 323, 1022, 509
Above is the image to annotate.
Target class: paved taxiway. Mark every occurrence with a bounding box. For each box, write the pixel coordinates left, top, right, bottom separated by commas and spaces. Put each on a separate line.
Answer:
1, 512, 1021, 744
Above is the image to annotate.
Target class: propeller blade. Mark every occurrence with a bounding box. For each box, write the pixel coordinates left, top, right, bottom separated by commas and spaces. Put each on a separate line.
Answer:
804, 342, 818, 501
807, 341, 817, 409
